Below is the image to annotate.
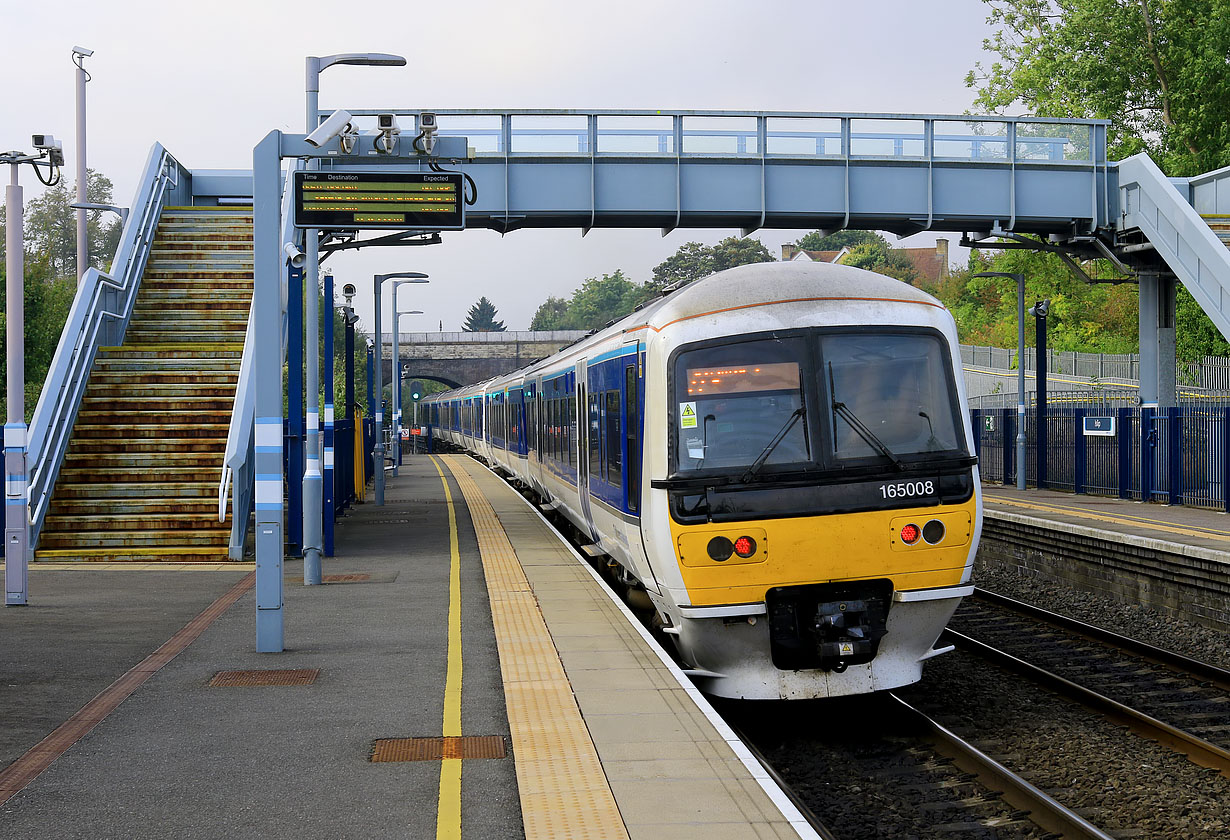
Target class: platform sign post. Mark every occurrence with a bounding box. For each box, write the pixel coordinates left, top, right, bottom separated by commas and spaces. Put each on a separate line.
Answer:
253, 132, 285, 652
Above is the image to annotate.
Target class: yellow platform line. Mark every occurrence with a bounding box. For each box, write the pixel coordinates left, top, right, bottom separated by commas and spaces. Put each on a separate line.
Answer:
429, 458, 463, 840
439, 455, 629, 840
985, 494, 1230, 544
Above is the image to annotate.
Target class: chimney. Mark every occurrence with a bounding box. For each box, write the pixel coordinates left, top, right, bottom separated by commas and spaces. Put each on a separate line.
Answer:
936, 239, 950, 277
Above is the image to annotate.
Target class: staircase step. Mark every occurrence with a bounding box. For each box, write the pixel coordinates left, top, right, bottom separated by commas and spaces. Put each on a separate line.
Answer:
38, 530, 228, 549
66, 438, 236, 454
43, 512, 229, 532
62, 451, 225, 467
85, 382, 237, 396
134, 299, 250, 311
34, 547, 233, 563
52, 482, 219, 498
49, 498, 220, 516
72, 424, 228, 439
67, 437, 236, 457
94, 352, 242, 364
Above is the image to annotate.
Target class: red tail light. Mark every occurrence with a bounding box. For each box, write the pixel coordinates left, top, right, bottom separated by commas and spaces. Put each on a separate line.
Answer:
734, 536, 757, 557
900, 523, 921, 545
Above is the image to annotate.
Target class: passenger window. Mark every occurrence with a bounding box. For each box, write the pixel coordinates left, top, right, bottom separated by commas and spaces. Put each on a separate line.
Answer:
625, 365, 639, 512
605, 390, 622, 486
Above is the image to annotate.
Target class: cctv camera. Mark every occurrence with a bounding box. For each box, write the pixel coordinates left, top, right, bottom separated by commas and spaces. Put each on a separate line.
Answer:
283, 242, 306, 269
31, 134, 59, 150
343, 283, 357, 298
305, 109, 354, 148
377, 114, 400, 133
419, 112, 437, 131
72, 46, 94, 57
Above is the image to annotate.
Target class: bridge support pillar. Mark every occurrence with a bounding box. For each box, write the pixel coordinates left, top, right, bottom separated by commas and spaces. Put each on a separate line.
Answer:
1138, 272, 1177, 408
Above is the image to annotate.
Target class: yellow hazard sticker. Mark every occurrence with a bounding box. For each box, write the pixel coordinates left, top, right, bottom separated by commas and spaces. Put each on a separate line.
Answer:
680, 402, 698, 429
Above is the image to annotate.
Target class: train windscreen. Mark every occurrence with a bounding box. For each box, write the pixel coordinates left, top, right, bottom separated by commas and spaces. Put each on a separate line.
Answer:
673, 337, 810, 472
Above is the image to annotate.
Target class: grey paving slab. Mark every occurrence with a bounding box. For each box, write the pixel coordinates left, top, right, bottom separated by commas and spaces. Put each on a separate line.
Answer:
0, 459, 522, 840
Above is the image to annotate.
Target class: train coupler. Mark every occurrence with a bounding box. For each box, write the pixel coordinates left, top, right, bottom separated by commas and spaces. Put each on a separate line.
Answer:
767, 580, 892, 672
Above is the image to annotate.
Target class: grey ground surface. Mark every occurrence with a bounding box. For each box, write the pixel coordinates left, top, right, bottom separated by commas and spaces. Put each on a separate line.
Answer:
0, 459, 522, 840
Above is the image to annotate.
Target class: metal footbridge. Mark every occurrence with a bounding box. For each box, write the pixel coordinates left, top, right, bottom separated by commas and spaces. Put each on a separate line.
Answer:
14, 108, 1230, 646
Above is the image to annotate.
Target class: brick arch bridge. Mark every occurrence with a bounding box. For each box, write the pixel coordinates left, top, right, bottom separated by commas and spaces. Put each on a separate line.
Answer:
382, 330, 588, 389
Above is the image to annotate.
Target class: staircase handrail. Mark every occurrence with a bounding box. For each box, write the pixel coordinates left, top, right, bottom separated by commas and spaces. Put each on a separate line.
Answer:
1117, 153, 1230, 341
26, 144, 185, 544
218, 167, 295, 552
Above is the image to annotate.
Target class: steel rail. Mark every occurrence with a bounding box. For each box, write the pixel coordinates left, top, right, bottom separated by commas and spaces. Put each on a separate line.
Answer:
973, 588, 1230, 691
724, 720, 838, 840
943, 628, 1230, 777
886, 693, 1118, 840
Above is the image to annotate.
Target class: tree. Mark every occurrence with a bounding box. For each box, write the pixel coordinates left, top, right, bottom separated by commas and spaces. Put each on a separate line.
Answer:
530, 271, 647, 331
15, 170, 123, 277
942, 248, 1138, 354
462, 296, 506, 332
966, 0, 1230, 176
529, 296, 571, 330
648, 236, 773, 292
793, 230, 884, 252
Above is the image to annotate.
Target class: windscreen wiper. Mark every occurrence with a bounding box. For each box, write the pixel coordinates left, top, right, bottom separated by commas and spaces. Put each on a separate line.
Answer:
741, 406, 806, 483
832, 400, 905, 471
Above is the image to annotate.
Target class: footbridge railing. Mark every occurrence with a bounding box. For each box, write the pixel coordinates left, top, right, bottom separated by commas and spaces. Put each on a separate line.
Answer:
1118, 154, 1230, 339
219, 167, 295, 558
26, 144, 189, 547
332, 110, 1113, 236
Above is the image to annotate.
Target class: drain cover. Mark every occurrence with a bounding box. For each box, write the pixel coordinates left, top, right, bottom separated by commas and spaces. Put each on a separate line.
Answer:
370, 735, 506, 762
209, 668, 320, 687
284, 574, 373, 584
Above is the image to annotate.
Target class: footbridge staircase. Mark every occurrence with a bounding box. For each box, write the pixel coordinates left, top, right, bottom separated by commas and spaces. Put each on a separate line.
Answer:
17, 111, 1230, 571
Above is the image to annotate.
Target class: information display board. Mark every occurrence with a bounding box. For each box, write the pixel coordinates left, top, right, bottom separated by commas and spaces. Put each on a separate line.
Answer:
294, 171, 464, 230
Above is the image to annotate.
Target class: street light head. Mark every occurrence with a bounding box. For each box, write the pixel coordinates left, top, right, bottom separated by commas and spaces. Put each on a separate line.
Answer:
317, 53, 407, 69
72, 46, 94, 58
397, 309, 424, 317
375, 271, 429, 283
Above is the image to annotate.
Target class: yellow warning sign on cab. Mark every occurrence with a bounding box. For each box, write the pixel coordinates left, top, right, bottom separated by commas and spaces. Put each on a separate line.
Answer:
680, 402, 697, 428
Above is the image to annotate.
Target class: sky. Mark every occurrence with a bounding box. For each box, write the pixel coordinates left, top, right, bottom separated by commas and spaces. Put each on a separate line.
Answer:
1, 0, 1003, 335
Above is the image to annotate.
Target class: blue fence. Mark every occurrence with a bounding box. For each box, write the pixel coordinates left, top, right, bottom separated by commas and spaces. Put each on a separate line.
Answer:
971, 406, 1230, 511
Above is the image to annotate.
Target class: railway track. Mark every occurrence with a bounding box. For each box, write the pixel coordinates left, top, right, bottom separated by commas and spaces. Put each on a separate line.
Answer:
945, 589, 1230, 777
726, 692, 1116, 839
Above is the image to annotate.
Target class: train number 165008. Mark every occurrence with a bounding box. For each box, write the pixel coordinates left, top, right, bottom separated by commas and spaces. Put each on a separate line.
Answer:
879, 480, 935, 499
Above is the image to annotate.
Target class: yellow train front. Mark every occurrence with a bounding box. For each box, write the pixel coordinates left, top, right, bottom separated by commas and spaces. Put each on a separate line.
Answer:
637, 262, 981, 700
425, 261, 981, 700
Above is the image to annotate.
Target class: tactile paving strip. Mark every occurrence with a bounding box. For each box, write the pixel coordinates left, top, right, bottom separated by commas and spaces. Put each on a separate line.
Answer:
208, 668, 319, 687
441, 456, 630, 840
370, 735, 506, 762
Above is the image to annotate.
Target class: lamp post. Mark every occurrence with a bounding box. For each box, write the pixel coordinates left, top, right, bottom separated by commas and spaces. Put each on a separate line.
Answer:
393, 308, 424, 469
4, 141, 64, 606
301, 52, 405, 584
1029, 298, 1051, 489
73, 46, 93, 284
372, 273, 427, 504
973, 272, 1027, 491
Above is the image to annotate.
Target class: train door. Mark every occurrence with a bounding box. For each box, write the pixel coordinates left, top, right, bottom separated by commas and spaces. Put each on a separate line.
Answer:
574, 359, 597, 541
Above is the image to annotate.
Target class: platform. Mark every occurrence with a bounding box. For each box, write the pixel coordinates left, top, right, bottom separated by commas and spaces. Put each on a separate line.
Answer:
0, 455, 815, 839
979, 484, 1230, 632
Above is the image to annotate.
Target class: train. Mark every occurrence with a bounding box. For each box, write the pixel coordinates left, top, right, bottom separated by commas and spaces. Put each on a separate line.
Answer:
422, 261, 982, 700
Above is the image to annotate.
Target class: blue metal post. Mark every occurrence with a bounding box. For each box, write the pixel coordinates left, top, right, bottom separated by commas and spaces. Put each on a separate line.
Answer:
253, 132, 284, 652
323, 272, 335, 555
1168, 405, 1182, 505
286, 263, 304, 555
1118, 407, 1132, 499
366, 344, 375, 486
1001, 407, 1013, 486
1073, 409, 1086, 495
1141, 406, 1156, 502
1223, 408, 1230, 513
